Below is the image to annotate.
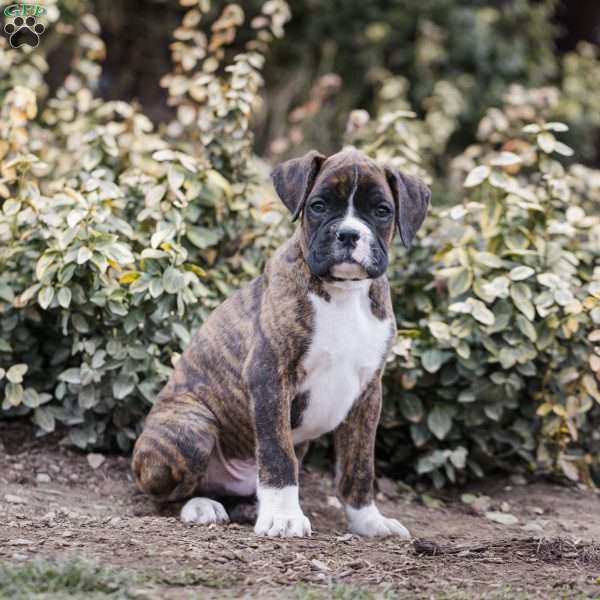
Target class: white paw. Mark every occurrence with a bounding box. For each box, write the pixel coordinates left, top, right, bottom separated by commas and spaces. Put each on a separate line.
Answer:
255, 509, 311, 537
255, 484, 311, 538
346, 503, 411, 539
180, 497, 229, 526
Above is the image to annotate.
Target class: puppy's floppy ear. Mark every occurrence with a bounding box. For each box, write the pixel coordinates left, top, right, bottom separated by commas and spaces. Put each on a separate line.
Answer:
271, 150, 326, 221
385, 167, 431, 248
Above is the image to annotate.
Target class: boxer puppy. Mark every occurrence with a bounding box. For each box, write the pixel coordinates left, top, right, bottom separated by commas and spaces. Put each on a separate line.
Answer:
132, 148, 430, 538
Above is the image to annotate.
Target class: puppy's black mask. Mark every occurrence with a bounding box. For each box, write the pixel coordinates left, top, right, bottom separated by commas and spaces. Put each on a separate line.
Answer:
271, 149, 431, 281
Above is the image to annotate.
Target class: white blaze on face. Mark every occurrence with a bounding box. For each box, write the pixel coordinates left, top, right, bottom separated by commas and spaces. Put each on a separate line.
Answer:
339, 205, 373, 262
331, 168, 375, 279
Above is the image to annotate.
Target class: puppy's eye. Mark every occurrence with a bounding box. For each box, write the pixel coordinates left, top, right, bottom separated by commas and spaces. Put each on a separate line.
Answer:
374, 204, 392, 218
310, 200, 326, 214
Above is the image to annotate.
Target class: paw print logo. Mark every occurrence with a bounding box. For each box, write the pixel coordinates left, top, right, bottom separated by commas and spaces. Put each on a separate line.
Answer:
4, 15, 45, 48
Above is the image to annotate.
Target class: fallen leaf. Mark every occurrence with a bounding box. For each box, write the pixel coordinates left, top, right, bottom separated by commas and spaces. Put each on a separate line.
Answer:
421, 494, 444, 509
87, 453, 105, 470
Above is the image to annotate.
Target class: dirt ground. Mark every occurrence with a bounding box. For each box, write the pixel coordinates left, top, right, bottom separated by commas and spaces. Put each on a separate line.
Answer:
1, 423, 600, 599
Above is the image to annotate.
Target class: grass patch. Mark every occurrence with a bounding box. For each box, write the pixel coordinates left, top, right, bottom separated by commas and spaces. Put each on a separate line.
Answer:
155, 570, 229, 588
292, 585, 594, 600
294, 586, 397, 600
427, 588, 592, 600
0, 559, 141, 600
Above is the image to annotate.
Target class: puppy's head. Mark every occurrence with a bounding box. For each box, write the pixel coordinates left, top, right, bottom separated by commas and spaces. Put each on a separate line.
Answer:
272, 149, 430, 280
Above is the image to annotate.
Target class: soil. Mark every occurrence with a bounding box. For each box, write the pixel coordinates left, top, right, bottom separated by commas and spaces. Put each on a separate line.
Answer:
1, 422, 600, 599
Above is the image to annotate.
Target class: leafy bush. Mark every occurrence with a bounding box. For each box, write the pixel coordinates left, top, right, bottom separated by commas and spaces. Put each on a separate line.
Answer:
260, 0, 561, 161
352, 86, 600, 487
0, 2, 289, 450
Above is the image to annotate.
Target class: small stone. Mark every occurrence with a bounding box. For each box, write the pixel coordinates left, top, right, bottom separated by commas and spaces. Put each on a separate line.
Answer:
4, 494, 28, 504
41, 511, 57, 526
522, 521, 544, 533
471, 495, 492, 514
87, 453, 105, 470
501, 501, 511, 513
326, 496, 342, 509
558, 519, 574, 532
310, 559, 330, 571
485, 511, 518, 525
510, 474, 527, 485
40, 489, 63, 496
36, 473, 51, 483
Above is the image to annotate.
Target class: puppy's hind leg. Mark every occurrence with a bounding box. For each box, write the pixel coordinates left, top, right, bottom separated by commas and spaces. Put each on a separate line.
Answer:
132, 395, 229, 525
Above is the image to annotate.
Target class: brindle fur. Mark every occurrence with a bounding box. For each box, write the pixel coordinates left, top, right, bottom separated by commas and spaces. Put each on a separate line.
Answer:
132, 148, 429, 512
133, 232, 317, 499
334, 375, 383, 507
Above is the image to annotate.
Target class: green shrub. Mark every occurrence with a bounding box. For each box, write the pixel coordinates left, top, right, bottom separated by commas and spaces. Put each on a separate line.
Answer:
0, 559, 138, 598
260, 0, 560, 161
0, 2, 289, 450
352, 86, 600, 487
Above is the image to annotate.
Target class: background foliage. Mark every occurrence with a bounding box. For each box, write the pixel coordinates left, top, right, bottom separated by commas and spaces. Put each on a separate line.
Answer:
0, 0, 290, 450
1, 0, 600, 488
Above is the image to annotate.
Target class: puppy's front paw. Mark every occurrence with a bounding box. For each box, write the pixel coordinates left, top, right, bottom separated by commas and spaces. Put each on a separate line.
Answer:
181, 497, 229, 525
255, 484, 311, 538
346, 503, 411, 539
254, 509, 311, 538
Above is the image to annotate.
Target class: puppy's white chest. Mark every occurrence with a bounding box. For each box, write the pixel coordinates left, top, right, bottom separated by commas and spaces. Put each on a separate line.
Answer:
292, 282, 392, 444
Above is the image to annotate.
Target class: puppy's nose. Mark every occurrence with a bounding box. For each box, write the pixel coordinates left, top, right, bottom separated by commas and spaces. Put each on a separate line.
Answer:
336, 227, 360, 247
